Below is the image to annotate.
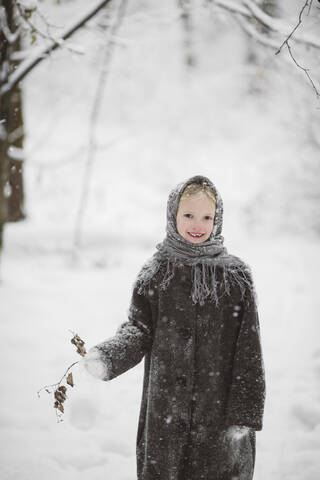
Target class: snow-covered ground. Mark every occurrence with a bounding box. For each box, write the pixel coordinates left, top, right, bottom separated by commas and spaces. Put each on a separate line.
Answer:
1, 0, 320, 479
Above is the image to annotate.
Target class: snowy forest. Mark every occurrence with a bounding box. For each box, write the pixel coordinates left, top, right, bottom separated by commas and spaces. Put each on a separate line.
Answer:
0, 0, 320, 479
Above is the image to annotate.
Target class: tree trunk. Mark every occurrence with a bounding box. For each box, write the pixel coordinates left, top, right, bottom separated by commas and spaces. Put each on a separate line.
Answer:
177, 0, 196, 67
0, 0, 26, 254
7, 76, 26, 222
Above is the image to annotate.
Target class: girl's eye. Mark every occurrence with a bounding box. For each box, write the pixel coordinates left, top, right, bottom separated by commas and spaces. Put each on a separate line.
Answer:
184, 214, 213, 220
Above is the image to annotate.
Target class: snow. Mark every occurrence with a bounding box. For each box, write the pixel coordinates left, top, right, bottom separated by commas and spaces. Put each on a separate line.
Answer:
1, 0, 320, 479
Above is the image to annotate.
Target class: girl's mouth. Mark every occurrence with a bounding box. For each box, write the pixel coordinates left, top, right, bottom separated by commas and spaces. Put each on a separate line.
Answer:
188, 232, 204, 238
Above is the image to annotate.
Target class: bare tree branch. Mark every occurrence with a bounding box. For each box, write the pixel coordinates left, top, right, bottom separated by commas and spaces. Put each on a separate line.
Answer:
0, 0, 114, 98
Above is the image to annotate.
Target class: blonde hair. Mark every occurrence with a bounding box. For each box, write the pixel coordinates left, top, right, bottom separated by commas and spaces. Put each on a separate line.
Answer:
180, 182, 216, 208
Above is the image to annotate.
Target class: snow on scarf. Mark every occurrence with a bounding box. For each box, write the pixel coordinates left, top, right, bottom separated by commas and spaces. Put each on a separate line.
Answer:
136, 175, 257, 308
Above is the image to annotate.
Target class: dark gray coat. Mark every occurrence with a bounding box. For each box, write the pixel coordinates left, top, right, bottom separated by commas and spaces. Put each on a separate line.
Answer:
95, 258, 266, 480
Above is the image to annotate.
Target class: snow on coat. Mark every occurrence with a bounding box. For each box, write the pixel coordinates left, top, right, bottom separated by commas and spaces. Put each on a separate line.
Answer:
90, 258, 266, 480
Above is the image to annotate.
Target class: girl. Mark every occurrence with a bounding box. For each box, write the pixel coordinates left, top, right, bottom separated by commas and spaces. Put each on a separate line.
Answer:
82, 175, 266, 480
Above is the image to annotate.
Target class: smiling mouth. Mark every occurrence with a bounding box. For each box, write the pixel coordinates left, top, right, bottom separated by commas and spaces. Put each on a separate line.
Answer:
188, 232, 204, 238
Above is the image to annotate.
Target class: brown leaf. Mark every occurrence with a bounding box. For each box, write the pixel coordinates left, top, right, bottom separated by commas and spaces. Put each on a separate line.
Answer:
71, 334, 84, 347
71, 334, 86, 356
77, 346, 87, 357
54, 400, 64, 413
67, 373, 74, 387
54, 389, 67, 403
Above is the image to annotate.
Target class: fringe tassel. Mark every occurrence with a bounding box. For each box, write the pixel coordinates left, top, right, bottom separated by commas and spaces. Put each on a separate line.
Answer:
161, 257, 178, 290
190, 261, 257, 308
136, 255, 257, 309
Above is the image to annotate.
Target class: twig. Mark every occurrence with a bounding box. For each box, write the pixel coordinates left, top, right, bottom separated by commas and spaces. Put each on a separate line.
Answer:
275, 0, 314, 54
37, 361, 79, 398
38, 332, 87, 423
275, 0, 319, 98
285, 41, 319, 97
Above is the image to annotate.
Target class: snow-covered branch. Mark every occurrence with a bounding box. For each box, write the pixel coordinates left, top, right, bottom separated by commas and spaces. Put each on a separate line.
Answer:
234, 14, 280, 51
0, 0, 113, 98
211, 0, 320, 50
14, 0, 82, 56
210, 0, 320, 96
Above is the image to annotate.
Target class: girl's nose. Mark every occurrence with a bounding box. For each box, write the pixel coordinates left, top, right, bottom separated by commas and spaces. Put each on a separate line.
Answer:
191, 220, 202, 231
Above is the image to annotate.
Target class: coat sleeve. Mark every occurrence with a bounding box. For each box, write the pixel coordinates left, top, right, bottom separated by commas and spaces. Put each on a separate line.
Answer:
225, 279, 266, 431
91, 281, 154, 381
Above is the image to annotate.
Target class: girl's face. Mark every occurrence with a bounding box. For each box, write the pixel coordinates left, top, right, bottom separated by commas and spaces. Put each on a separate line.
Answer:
176, 192, 216, 244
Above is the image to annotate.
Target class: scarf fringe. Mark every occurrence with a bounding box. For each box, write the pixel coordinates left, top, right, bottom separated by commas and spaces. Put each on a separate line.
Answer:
135, 254, 257, 309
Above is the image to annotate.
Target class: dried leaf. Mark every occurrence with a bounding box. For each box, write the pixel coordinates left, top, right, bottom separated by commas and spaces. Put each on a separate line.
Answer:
54, 400, 64, 413
71, 334, 87, 356
77, 346, 86, 357
54, 389, 67, 403
40, 333, 87, 422
67, 373, 74, 387
71, 334, 84, 347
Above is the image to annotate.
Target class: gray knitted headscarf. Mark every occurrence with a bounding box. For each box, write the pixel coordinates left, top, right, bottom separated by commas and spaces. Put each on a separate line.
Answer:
136, 175, 256, 307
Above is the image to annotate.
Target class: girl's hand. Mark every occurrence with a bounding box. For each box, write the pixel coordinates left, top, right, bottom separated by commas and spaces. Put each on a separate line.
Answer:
81, 347, 110, 380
